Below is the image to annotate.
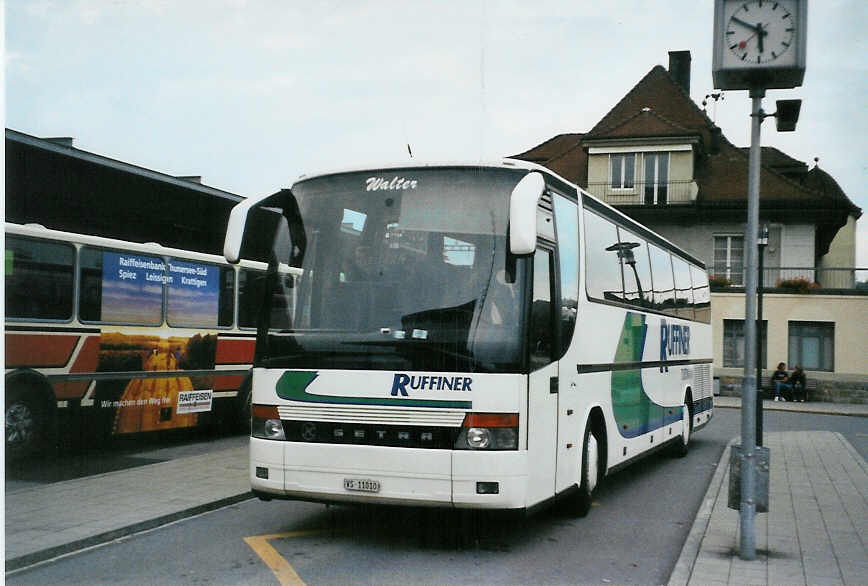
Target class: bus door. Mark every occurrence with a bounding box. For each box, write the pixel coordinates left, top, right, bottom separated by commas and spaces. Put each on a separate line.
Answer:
551, 194, 581, 494
526, 247, 558, 505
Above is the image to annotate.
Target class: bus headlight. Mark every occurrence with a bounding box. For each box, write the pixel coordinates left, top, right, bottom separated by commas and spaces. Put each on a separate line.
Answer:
454, 413, 518, 450
466, 427, 491, 449
252, 404, 286, 441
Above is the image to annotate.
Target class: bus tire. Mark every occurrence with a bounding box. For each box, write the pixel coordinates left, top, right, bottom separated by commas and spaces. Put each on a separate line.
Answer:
673, 393, 693, 458
5, 381, 51, 460
570, 423, 600, 517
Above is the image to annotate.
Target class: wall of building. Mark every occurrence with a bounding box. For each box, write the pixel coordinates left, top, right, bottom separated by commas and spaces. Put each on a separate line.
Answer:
820, 214, 857, 269
711, 292, 868, 377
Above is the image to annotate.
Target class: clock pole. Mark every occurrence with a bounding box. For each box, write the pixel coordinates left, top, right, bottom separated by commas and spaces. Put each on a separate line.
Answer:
739, 85, 765, 561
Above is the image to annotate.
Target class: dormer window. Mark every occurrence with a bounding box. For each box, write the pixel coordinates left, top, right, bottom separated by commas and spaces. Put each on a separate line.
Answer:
610, 153, 635, 189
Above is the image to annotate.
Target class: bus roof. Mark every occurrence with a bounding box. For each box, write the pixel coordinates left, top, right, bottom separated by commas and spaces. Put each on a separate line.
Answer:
5, 222, 268, 270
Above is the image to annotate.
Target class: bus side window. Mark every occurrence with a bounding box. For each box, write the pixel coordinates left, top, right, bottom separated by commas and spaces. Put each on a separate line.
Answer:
672, 256, 695, 320
529, 248, 555, 371
583, 211, 624, 303
218, 267, 235, 327
648, 244, 676, 312
79, 248, 103, 322
5, 236, 74, 320
616, 227, 653, 310
238, 269, 265, 329
691, 265, 711, 324
167, 258, 225, 328
79, 248, 163, 325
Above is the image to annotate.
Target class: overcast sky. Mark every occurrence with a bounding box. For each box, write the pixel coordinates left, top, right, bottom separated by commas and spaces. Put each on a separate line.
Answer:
4, 1, 867, 264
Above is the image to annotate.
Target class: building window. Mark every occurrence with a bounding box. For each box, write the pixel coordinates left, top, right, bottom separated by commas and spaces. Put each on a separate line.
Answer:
610, 154, 635, 189
788, 321, 834, 371
643, 152, 669, 204
713, 235, 744, 286
723, 320, 768, 368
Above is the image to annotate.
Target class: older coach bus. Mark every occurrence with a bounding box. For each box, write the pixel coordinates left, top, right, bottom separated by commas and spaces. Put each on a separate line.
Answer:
224, 161, 712, 515
4, 222, 279, 458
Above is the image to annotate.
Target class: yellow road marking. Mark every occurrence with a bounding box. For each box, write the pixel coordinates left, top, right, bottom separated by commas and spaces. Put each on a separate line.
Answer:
244, 530, 325, 586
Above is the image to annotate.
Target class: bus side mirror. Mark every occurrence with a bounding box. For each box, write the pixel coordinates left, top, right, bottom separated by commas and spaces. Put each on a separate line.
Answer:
224, 191, 286, 263
509, 172, 545, 255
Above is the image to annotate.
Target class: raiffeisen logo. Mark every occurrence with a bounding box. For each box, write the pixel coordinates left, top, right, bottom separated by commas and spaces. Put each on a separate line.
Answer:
365, 176, 418, 191
390, 374, 473, 397
660, 319, 690, 372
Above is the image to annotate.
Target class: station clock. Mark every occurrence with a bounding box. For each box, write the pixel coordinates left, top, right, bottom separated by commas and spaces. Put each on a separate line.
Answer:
712, 0, 807, 90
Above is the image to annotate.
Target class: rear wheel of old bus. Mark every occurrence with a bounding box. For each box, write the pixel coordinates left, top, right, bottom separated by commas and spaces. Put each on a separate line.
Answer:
5, 388, 45, 460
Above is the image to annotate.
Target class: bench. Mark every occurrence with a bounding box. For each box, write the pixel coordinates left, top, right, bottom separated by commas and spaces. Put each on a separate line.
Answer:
759, 375, 818, 400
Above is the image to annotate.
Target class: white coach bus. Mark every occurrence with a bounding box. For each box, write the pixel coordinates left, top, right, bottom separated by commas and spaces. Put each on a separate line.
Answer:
224, 161, 712, 516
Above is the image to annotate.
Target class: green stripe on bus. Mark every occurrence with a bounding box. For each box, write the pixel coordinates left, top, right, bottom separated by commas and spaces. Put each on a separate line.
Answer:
611, 312, 674, 438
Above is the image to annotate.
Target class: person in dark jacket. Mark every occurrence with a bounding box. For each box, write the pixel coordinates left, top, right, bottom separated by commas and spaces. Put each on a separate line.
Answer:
790, 364, 807, 402
772, 362, 792, 401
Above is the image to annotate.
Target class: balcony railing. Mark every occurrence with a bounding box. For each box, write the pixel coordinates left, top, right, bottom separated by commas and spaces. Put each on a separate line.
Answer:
586, 180, 697, 205
710, 267, 868, 293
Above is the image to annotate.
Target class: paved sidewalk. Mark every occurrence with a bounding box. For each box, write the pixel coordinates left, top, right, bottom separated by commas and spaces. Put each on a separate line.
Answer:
714, 395, 868, 418
5, 445, 251, 572
669, 430, 868, 586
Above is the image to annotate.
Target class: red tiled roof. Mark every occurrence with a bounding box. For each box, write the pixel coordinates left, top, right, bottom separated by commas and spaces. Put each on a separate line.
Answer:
585, 66, 712, 142
591, 108, 696, 140
509, 133, 588, 186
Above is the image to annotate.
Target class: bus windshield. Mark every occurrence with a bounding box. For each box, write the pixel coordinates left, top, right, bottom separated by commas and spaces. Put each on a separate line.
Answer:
259, 167, 529, 373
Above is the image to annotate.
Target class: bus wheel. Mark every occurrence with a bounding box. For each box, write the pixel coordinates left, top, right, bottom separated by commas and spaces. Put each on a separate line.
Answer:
673, 394, 693, 458
570, 423, 600, 517
5, 391, 44, 460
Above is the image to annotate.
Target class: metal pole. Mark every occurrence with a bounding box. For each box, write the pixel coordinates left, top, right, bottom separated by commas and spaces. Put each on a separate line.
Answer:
756, 236, 765, 446
740, 87, 764, 560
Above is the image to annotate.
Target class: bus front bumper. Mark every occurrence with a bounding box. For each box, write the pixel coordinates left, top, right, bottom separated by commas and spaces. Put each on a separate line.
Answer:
250, 437, 529, 509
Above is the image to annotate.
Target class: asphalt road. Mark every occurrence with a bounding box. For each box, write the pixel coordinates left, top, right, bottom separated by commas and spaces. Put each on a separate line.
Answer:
7, 408, 867, 585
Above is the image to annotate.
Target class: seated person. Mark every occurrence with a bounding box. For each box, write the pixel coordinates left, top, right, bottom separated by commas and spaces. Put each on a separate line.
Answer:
789, 364, 807, 402
771, 362, 792, 402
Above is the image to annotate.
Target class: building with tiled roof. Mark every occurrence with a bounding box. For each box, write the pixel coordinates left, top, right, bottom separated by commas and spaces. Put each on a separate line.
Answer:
511, 51, 866, 397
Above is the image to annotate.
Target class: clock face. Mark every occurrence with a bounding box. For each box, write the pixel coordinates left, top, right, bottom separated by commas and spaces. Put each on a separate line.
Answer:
726, 0, 796, 64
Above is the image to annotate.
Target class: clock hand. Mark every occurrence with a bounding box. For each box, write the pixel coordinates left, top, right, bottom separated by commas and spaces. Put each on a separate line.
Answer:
737, 29, 758, 51
730, 16, 758, 30
757, 22, 767, 54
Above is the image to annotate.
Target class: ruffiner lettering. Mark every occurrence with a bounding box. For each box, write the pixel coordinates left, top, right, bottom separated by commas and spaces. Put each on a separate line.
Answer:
390, 373, 473, 396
